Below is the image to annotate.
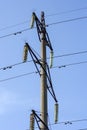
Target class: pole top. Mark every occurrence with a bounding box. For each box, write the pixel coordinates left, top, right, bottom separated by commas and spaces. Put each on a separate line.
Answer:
41, 11, 45, 24
41, 11, 44, 16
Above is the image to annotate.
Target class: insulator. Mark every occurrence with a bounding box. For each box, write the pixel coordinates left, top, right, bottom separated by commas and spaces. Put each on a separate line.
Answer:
49, 51, 54, 68
30, 113, 35, 130
30, 13, 35, 28
23, 44, 28, 62
54, 103, 59, 123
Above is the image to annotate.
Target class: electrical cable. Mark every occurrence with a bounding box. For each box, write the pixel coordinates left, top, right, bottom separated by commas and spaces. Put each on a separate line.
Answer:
0, 60, 87, 83
52, 60, 87, 69
0, 20, 29, 32
47, 16, 87, 26
0, 6, 87, 32
0, 15, 87, 39
27, 118, 87, 130
0, 50, 87, 71
50, 119, 87, 126
46, 6, 87, 17
52, 50, 87, 59
0, 71, 38, 83
0, 27, 31, 39
0, 60, 32, 71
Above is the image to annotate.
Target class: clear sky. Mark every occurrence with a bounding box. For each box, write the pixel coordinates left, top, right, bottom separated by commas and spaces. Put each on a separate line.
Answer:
0, 0, 87, 130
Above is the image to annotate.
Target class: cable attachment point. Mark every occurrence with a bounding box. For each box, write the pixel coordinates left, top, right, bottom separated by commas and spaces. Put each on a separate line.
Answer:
30, 12, 35, 28
54, 103, 59, 123
30, 113, 35, 130
49, 50, 54, 68
29, 110, 49, 130
23, 43, 28, 62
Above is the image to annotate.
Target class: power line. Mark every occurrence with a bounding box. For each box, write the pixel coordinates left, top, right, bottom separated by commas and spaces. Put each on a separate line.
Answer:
47, 16, 87, 26
0, 20, 29, 32
0, 6, 87, 32
0, 60, 87, 83
27, 118, 87, 130
50, 118, 87, 126
0, 16, 87, 39
0, 27, 30, 39
46, 119, 87, 130
0, 60, 32, 71
52, 60, 87, 69
0, 71, 38, 83
0, 50, 87, 71
46, 6, 87, 17
52, 50, 87, 59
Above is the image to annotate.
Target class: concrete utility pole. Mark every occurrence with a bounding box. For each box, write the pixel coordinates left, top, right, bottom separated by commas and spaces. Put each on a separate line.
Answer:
28, 11, 58, 130
40, 12, 48, 130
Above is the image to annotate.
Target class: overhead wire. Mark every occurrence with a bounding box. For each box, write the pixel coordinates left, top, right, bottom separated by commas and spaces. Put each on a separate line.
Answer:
0, 60, 32, 71
50, 50, 87, 59
45, 119, 87, 130
50, 118, 87, 126
0, 27, 31, 39
0, 50, 87, 71
46, 6, 87, 17
0, 60, 87, 83
52, 60, 87, 69
0, 71, 38, 83
0, 20, 29, 32
0, 6, 87, 32
47, 16, 87, 26
27, 118, 87, 130
0, 15, 87, 39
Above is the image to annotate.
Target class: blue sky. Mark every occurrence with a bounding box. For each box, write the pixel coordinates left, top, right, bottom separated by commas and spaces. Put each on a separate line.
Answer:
0, 0, 87, 130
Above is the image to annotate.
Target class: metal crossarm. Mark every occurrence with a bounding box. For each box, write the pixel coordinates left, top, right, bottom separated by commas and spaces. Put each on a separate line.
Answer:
32, 110, 49, 130
32, 12, 53, 52
25, 42, 57, 103
32, 12, 43, 42
46, 64, 58, 103
25, 43, 41, 76
45, 32, 53, 51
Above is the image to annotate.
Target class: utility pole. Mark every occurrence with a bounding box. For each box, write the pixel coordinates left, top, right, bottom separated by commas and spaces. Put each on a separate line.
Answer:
23, 11, 58, 130
40, 12, 48, 130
